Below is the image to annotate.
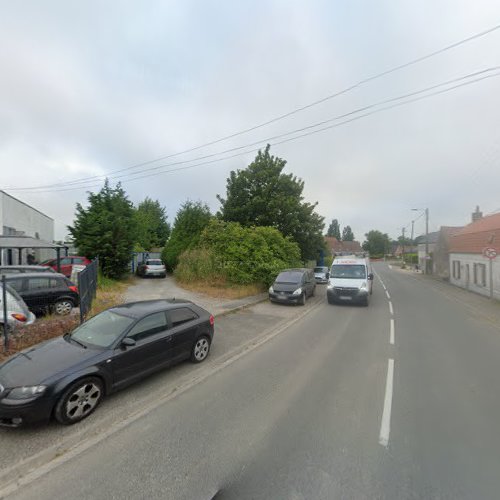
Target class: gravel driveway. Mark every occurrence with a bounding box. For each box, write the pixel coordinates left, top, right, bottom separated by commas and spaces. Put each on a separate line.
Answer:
125, 275, 266, 316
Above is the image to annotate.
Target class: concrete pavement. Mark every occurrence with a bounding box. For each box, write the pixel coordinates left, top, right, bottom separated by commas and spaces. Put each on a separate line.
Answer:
125, 275, 267, 316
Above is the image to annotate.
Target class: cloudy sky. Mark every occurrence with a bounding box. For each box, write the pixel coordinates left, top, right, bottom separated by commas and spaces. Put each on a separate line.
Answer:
1, 0, 500, 242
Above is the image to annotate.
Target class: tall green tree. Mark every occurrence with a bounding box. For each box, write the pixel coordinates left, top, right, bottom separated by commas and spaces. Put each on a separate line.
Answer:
342, 225, 355, 241
134, 197, 171, 251
68, 181, 136, 278
327, 219, 341, 239
162, 200, 212, 269
217, 145, 325, 260
362, 230, 391, 256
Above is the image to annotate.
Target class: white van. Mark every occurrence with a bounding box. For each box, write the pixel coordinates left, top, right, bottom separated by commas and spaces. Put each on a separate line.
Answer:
327, 256, 374, 306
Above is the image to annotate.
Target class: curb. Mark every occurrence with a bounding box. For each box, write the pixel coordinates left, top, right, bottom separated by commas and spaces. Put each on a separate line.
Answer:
214, 294, 268, 318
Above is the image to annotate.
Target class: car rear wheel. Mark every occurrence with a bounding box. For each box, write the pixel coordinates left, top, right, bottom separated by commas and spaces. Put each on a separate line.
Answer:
191, 336, 211, 363
54, 377, 103, 425
53, 299, 74, 315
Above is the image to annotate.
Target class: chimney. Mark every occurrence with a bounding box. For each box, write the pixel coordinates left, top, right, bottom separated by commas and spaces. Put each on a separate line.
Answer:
472, 205, 483, 223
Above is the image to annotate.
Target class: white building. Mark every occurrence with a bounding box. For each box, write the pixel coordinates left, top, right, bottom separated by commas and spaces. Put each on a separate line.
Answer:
449, 207, 500, 301
0, 190, 55, 264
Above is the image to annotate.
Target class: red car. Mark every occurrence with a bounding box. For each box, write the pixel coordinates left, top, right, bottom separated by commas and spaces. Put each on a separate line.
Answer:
41, 256, 91, 277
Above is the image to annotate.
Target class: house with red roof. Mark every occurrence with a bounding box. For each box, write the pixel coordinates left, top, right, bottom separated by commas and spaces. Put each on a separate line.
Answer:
449, 207, 500, 299
324, 236, 362, 256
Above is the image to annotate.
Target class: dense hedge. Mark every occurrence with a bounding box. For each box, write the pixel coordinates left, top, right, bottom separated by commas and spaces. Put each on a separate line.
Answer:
175, 219, 301, 286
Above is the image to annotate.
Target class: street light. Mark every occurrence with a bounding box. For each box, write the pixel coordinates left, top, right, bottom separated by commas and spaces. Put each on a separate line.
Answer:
412, 208, 429, 274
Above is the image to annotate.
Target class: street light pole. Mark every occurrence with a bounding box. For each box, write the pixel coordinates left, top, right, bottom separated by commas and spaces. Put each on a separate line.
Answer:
411, 207, 430, 274
425, 208, 429, 274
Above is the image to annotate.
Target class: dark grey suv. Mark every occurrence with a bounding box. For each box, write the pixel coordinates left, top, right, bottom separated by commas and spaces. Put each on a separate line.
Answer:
269, 268, 316, 305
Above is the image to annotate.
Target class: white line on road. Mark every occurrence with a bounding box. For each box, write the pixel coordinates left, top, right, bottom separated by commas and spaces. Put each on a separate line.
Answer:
388, 264, 393, 269
385, 290, 391, 300
388, 301, 394, 316
379, 358, 395, 447
390, 319, 395, 345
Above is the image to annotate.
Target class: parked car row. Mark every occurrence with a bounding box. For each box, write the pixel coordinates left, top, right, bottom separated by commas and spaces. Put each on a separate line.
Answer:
268, 257, 374, 307
0, 258, 373, 428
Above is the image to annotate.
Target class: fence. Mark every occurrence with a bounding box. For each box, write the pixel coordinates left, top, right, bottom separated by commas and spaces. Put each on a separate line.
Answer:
77, 258, 98, 323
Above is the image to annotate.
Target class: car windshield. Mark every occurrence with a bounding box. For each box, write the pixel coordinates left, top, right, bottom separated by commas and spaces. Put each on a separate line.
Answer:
69, 310, 135, 348
331, 265, 366, 279
275, 271, 303, 284
147, 259, 162, 265
314, 267, 327, 273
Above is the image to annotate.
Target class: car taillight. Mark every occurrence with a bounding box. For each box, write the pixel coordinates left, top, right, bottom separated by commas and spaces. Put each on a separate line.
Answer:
209, 314, 214, 327
11, 313, 27, 322
69, 285, 78, 293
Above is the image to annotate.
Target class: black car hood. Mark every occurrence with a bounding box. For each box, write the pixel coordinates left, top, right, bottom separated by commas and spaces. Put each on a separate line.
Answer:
273, 282, 302, 293
0, 337, 102, 387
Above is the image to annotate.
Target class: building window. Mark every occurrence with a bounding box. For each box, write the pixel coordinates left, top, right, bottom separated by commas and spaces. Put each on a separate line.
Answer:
473, 263, 486, 286
452, 260, 461, 279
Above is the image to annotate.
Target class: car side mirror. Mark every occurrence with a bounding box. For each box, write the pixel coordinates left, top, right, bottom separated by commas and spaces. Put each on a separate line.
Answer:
368, 273, 374, 280
121, 337, 136, 348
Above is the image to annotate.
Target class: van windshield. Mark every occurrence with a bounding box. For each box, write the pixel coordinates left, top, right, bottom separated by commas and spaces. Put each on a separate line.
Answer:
331, 265, 366, 279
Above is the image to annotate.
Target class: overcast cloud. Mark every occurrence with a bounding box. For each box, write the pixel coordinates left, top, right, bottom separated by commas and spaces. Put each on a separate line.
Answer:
1, 0, 500, 242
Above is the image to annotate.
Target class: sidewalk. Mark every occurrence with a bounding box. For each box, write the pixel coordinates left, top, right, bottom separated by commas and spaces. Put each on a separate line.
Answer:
395, 266, 500, 330
125, 275, 267, 316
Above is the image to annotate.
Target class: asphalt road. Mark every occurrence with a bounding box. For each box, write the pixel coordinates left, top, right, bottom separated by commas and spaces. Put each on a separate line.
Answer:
6, 263, 500, 499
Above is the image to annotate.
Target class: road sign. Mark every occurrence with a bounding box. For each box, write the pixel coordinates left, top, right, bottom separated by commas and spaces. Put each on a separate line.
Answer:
483, 247, 497, 259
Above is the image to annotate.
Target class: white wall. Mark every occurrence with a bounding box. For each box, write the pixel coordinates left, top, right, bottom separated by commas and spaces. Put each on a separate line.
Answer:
449, 252, 500, 300
0, 192, 55, 264
417, 242, 436, 271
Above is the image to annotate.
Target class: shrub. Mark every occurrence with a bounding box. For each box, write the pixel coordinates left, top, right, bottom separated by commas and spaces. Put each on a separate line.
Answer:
175, 219, 302, 287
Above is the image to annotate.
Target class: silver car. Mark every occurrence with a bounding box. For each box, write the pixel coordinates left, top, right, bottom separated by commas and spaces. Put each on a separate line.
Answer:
0, 283, 36, 331
138, 259, 167, 278
314, 266, 330, 284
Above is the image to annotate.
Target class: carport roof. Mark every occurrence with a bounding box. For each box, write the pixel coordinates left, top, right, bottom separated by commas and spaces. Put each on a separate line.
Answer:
0, 235, 66, 249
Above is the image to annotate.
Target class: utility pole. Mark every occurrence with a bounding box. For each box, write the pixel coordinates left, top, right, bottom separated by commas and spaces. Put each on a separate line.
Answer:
411, 220, 415, 242
425, 208, 429, 274
402, 227, 406, 267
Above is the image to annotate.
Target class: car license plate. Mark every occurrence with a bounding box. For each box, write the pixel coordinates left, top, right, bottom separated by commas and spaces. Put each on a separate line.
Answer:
339, 296, 352, 300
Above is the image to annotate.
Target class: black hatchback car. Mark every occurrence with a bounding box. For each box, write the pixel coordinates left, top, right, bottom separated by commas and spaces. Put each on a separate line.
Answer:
4, 272, 79, 316
0, 299, 214, 426
268, 268, 316, 305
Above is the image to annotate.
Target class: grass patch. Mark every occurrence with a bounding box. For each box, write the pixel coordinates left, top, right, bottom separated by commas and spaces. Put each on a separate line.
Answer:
178, 279, 266, 299
0, 275, 132, 362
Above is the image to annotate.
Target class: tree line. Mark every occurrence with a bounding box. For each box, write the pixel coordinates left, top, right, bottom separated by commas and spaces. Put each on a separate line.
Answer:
69, 145, 326, 281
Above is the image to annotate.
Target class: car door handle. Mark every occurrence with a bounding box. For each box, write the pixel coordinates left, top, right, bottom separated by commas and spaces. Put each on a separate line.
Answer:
165, 336, 173, 342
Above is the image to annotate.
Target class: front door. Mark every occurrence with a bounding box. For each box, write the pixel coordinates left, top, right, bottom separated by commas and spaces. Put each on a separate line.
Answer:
111, 311, 173, 389
166, 307, 200, 360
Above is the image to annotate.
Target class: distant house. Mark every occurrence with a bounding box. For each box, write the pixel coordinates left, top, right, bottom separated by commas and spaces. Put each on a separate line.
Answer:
449, 207, 500, 300
416, 231, 439, 273
433, 226, 463, 279
324, 236, 362, 256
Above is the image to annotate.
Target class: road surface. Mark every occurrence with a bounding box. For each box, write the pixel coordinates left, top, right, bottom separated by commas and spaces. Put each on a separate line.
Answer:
6, 262, 500, 499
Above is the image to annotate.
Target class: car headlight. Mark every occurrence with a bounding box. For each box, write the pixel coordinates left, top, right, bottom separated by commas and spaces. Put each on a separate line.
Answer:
292, 287, 302, 296
268, 286, 274, 293
327, 282, 333, 289
7, 385, 47, 400
359, 282, 368, 291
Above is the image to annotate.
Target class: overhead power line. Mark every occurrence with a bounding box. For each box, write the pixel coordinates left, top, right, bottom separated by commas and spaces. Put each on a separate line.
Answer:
5, 21, 500, 192
9, 67, 500, 194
